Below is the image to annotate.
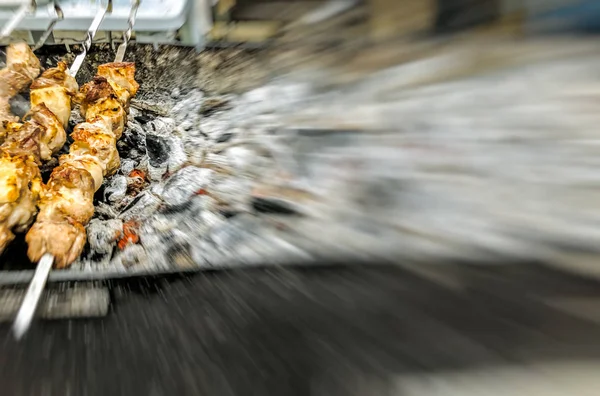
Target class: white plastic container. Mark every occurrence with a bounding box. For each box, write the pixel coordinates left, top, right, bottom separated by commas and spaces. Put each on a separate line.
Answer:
0, 0, 189, 32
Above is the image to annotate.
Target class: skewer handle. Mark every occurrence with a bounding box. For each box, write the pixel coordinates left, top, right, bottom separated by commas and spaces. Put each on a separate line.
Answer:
32, 1, 63, 51
114, 0, 140, 62
68, 0, 113, 77
12, 253, 53, 340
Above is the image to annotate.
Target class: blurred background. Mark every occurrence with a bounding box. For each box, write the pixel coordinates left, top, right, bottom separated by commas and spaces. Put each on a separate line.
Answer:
3, 0, 600, 394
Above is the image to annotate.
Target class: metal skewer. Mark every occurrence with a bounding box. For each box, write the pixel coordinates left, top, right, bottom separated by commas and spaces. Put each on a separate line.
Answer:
69, 0, 113, 76
114, 0, 140, 62
32, 1, 63, 51
12, 0, 114, 341
12, 254, 53, 340
0, 0, 36, 41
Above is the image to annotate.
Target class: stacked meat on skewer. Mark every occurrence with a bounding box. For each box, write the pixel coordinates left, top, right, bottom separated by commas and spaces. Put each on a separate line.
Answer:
0, 43, 77, 253
28, 63, 138, 268
0, 42, 139, 269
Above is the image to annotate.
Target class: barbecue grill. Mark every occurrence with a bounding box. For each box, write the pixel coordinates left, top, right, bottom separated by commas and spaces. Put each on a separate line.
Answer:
0, 0, 266, 338
2, 0, 599, 343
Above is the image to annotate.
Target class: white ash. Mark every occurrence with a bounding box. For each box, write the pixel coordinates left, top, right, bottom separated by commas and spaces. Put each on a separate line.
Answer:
144, 117, 189, 178
119, 159, 137, 176
167, 134, 188, 173
103, 175, 128, 204
87, 219, 123, 255
159, 167, 213, 207
118, 191, 162, 222
147, 162, 168, 182
68, 43, 600, 275
208, 174, 254, 213
111, 244, 148, 268
199, 117, 231, 141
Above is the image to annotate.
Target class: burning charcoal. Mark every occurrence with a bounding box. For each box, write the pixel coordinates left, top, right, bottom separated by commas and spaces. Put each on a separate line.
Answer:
118, 190, 162, 221
124, 121, 147, 149
145, 134, 169, 167
160, 166, 213, 207
87, 219, 123, 255
147, 117, 177, 136
117, 220, 140, 250
104, 175, 128, 204
127, 169, 147, 195
119, 158, 137, 176
146, 134, 169, 181
134, 114, 154, 124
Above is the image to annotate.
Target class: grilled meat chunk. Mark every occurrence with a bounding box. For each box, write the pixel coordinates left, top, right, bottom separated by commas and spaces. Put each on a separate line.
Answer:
30, 61, 78, 127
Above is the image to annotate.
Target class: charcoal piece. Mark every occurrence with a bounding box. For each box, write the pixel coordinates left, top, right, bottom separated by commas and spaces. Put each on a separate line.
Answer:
160, 166, 213, 207
134, 114, 154, 124
87, 219, 123, 255
215, 132, 233, 143
124, 122, 147, 148
119, 158, 137, 176
251, 197, 298, 215
118, 244, 147, 268
145, 134, 170, 167
104, 175, 127, 203
118, 191, 162, 221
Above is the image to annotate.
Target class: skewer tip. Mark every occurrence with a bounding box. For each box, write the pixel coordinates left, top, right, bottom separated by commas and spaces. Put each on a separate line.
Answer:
12, 253, 54, 340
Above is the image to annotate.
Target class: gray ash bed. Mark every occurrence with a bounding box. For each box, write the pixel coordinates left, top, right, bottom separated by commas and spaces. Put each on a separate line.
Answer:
3, 39, 600, 284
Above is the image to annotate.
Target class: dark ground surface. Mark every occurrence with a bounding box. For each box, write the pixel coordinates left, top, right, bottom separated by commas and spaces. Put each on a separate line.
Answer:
1, 262, 600, 395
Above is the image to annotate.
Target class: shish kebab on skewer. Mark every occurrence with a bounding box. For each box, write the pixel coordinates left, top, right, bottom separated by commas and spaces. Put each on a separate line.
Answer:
0, 45, 78, 254
7, 0, 136, 340
0, 0, 113, 256
25, 0, 138, 268
26, 63, 139, 268
0, 0, 66, 140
